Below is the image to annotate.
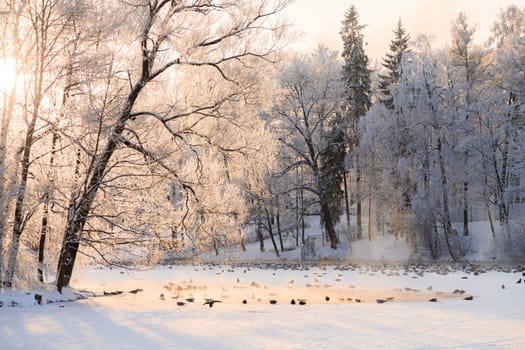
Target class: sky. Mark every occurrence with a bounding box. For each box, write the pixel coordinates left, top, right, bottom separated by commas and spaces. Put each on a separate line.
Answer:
283, 0, 524, 62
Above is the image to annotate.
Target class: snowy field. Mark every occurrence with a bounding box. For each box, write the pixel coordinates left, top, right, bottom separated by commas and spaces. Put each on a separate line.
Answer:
1, 261, 525, 350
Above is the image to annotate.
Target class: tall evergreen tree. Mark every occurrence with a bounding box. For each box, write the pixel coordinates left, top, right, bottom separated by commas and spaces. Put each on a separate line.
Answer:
378, 18, 410, 109
340, 5, 371, 239
379, 19, 413, 213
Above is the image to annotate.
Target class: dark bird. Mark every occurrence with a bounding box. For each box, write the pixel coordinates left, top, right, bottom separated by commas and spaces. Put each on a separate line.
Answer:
203, 299, 222, 308
325, 296, 330, 302
355, 299, 362, 303
185, 298, 195, 303
104, 290, 123, 296
290, 299, 296, 305
159, 293, 165, 300
376, 299, 386, 304
269, 299, 277, 305
128, 288, 143, 294
177, 301, 185, 306
464, 296, 474, 301
298, 299, 307, 305
517, 278, 522, 284
428, 298, 438, 302
502, 284, 506, 289
242, 299, 247, 304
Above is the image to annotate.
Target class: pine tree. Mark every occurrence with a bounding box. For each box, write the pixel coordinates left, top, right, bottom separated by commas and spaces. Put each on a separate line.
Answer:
378, 19, 412, 214
378, 18, 410, 109
340, 5, 371, 239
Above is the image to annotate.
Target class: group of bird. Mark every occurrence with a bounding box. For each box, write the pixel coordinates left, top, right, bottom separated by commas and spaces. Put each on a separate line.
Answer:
501, 276, 524, 290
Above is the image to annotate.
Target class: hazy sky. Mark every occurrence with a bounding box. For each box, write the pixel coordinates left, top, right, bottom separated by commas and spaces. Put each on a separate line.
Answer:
284, 0, 523, 62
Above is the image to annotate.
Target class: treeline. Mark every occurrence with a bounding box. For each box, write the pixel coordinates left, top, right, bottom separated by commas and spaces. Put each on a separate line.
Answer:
0, 1, 523, 291
257, 5, 525, 262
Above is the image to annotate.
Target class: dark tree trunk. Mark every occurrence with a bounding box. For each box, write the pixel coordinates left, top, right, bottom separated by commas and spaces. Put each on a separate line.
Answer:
437, 137, 463, 261
5, 108, 38, 287
276, 211, 284, 252
265, 208, 280, 258
356, 162, 362, 239
343, 172, 350, 230
367, 191, 372, 241
463, 181, 469, 236
486, 202, 495, 237
257, 213, 265, 252
38, 132, 60, 283
320, 196, 338, 249
37, 193, 49, 283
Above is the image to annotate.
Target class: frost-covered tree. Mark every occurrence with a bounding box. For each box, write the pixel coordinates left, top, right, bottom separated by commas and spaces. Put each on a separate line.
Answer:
474, 5, 525, 258
340, 5, 371, 239
448, 12, 489, 236
271, 47, 344, 249
54, 0, 291, 292
2, 0, 89, 287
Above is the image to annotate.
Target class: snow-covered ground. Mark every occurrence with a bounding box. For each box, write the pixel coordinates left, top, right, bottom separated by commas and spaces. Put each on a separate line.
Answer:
1, 262, 525, 349
2, 221, 525, 349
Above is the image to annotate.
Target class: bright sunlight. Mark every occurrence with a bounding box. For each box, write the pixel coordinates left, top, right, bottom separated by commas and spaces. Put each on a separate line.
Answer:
0, 56, 17, 93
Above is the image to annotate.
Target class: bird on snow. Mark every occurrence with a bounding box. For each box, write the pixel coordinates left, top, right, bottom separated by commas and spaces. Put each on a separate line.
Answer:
185, 298, 195, 303
203, 299, 222, 308
517, 278, 522, 284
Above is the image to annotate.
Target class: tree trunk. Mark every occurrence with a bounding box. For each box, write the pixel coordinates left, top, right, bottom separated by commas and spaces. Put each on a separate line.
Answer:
56, 95, 137, 292
300, 182, 305, 245
355, 157, 362, 239
367, 190, 372, 241
276, 211, 284, 252
320, 196, 338, 249
343, 171, 350, 229
486, 202, 495, 237
38, 131, 60, 283
257, 213, 265, 252
238, 229, 246, 252
213, 240, 219, 256
265, 208, 280, 258
5, 108, 38, 287
437, 137, 462, 261
295, 183, 299, 248
498, 138, 510, 225
463, 181, 469, 236
37, 193, 49, 283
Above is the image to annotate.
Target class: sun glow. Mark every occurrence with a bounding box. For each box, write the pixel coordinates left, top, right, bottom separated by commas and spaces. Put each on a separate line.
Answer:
0, 56, 18, 93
